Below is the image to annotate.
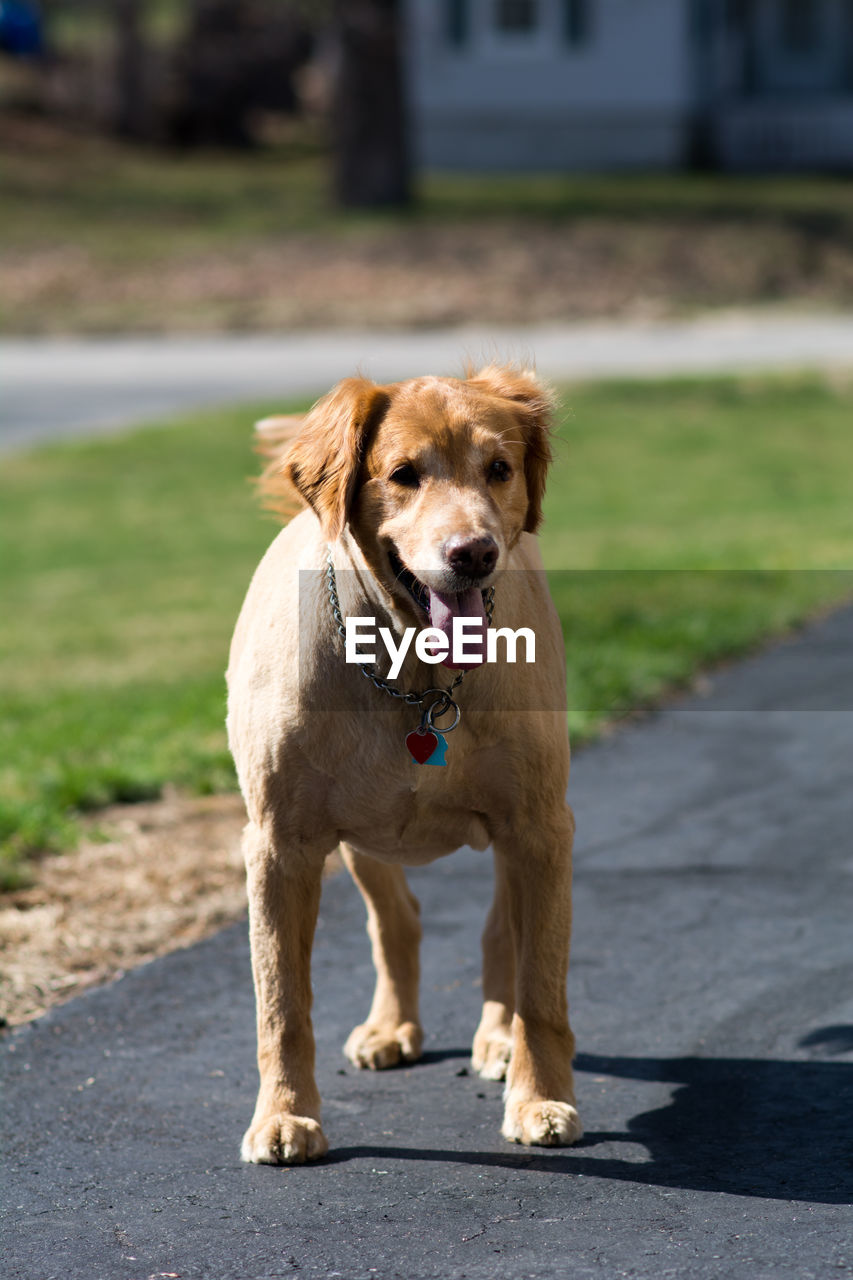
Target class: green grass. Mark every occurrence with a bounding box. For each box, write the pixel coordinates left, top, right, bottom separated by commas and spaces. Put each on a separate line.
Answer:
2, 372, 853, 888
0, 403, 273, 887
3, 137, 852, 258
544, 374, 853, 733
49, 0, 188, 50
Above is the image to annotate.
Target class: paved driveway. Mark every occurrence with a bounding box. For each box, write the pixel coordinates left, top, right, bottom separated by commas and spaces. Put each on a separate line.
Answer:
4, 605, 852, 1279
3, 311, 853, 450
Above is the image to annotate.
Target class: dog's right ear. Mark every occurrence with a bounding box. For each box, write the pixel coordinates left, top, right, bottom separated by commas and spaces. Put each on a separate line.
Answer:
259, 378, 390, 539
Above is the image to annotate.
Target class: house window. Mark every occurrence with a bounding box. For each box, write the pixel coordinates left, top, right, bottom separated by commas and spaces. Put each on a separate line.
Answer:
780, 0, 820, 53
446, 0, 469, 46
564, 0, 592, 45
494, 0, 539, 34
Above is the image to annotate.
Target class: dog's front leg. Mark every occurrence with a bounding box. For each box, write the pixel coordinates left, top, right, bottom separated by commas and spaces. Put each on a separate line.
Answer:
241, 822, 330, 1164
472, 852, 515, 1080
340, 843, 424, 1069
495, 804, 583, 1147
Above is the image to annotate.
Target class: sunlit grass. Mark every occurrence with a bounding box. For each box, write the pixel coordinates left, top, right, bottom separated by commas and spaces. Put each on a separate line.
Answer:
2, 138, 852, 257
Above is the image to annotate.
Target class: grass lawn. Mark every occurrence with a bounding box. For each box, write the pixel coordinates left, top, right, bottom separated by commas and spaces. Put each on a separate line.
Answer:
6, 135, 853, 249
2, 372, 852, 888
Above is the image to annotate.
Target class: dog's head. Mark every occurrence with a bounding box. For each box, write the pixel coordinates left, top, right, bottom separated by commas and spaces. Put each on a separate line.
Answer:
261, 365, 554, 637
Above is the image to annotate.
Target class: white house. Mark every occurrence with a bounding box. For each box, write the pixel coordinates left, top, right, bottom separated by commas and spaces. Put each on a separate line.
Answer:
405, 0, 853, 170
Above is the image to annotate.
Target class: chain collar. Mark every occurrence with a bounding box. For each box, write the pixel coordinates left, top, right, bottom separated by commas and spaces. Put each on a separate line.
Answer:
325, 547, 495, 710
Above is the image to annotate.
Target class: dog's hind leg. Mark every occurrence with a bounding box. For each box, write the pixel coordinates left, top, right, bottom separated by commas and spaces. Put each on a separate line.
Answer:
472, 852, 515, 1081
240, 821, 331, 1165
340, 843, 424, 1070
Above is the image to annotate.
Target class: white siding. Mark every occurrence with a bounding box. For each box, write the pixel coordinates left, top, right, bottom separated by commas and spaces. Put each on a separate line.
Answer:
406, 0, 853, 171
717, 99, 853, 170
407, 0, 695, 169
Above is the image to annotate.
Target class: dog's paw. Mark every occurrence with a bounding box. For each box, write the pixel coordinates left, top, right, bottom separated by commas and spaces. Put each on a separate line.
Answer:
240, 1114, 328, 1165
502, 1099, 583, 1147
471, 1027, 513, 1081
344, 1020, 423, 1070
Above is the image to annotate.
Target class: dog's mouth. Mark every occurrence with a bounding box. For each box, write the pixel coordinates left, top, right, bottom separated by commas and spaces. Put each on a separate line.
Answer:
387, 547, 488, 670
388, 547, 431, 616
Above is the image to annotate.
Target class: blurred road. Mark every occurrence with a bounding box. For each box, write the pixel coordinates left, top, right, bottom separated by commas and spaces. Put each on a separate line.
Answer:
3, 604, 853, 1279
3, 310, 853, 450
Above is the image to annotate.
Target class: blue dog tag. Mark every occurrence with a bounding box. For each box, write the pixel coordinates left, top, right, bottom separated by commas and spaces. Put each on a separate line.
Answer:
424, 732, 448, 766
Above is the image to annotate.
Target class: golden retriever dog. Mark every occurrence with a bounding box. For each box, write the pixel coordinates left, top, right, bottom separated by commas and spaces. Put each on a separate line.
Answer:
226, 364, 582, 1163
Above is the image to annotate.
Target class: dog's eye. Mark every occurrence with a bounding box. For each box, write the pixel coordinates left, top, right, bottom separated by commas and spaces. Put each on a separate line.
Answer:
390, 463, 420, 488
489, 458, 512, 482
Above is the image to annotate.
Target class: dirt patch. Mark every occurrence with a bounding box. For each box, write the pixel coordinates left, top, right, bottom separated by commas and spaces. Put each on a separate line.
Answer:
0, 789, 340, 1028
7, 216, 853, 336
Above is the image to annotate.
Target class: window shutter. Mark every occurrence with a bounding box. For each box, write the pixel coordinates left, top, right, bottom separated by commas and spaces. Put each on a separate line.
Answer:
564, 0, 592, 46
447, 0, 469, 45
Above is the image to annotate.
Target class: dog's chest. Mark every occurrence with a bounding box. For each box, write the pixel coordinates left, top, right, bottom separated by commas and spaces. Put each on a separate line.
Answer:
327, 756, 494, 863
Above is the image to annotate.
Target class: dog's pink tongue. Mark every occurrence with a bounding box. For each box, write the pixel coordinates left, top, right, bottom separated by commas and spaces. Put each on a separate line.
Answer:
428, 588, 487, 669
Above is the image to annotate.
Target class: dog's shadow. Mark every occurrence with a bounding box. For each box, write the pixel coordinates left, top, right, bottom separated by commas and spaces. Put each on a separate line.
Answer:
321, 1026, 853, 1205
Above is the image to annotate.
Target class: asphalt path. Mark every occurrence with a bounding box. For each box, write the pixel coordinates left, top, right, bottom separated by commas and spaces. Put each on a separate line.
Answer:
3, 311, 853, 450
3, 605, 853, 1279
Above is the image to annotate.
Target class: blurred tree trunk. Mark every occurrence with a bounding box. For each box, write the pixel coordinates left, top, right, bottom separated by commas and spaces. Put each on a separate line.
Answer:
332, 0, 411, 208
115, 0, 147, 139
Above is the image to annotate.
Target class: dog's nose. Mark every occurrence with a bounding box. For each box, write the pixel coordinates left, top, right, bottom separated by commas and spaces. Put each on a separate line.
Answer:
444, 534, 498, 580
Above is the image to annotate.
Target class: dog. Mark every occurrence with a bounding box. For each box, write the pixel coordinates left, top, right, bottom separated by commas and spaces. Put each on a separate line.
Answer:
226, 364, 582, 1163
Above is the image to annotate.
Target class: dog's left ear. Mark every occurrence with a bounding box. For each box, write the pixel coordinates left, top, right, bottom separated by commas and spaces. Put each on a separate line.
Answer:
262, 378, 390, 538
466, 365, 554, 532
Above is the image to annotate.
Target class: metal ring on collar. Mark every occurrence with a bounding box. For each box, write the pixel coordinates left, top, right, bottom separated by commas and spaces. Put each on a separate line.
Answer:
421, 689, 461, 733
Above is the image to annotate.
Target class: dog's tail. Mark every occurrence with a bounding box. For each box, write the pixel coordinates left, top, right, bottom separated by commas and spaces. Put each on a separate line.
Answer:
254, 414, 305, 523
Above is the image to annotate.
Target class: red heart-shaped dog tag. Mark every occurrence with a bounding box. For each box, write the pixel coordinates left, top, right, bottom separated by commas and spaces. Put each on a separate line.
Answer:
406, 729, 438, 764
